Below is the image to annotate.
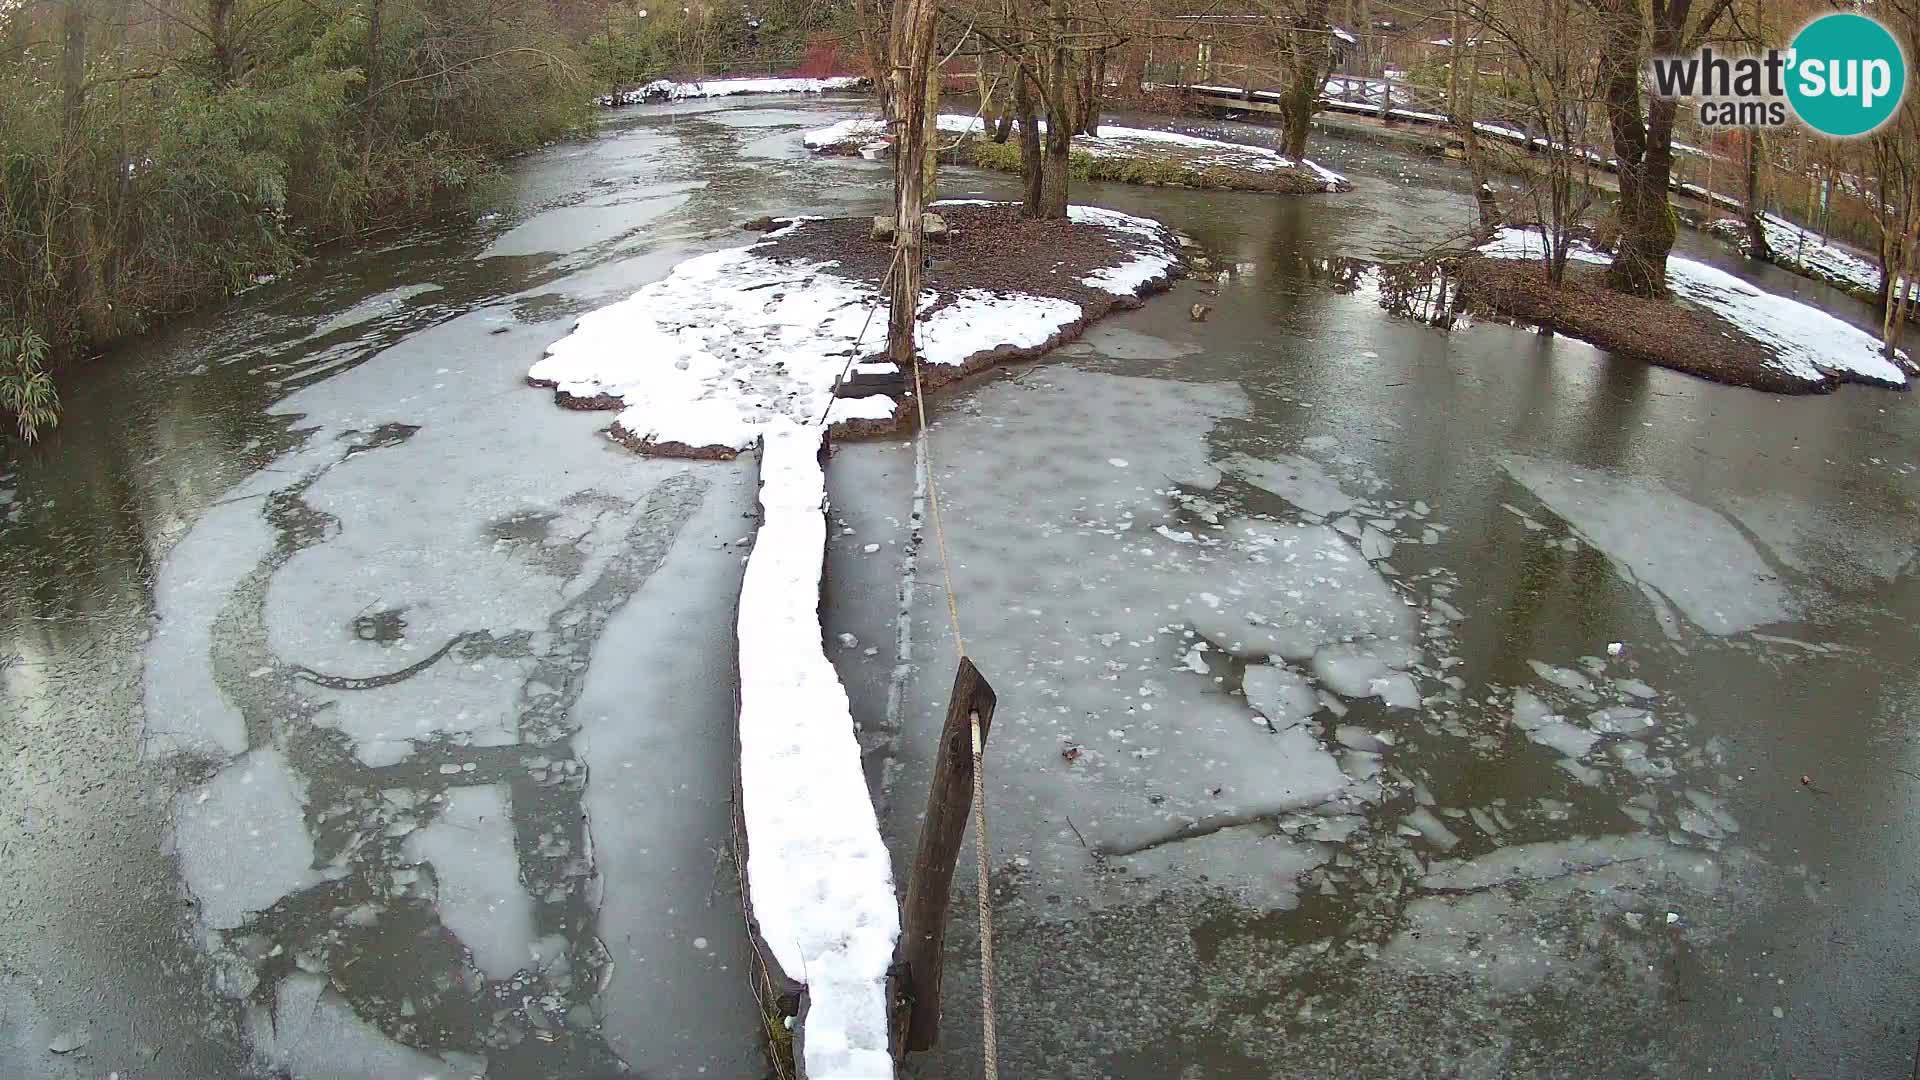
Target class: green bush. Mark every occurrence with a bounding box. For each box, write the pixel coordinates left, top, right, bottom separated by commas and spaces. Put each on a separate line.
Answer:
0, 0, 589, 438
0, 324, 56, 443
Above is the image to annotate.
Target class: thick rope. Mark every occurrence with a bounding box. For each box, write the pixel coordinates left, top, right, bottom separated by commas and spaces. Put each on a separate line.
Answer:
970, 707, 998, 1080
910, 355, 997, 1080
910, 359, 966, 658
810, 246, 903, 430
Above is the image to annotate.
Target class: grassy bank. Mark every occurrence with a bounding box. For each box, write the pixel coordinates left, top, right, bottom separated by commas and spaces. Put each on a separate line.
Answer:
804, 115, 1348, 195
956, 137, 1337, 194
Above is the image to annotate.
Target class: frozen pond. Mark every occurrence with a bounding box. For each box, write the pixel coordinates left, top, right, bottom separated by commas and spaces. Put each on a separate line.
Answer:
2, 94, 1918, 1079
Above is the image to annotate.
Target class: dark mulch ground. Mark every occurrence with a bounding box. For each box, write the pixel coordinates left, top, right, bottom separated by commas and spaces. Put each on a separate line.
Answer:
1455, 256, 1828, 394
763, 202, 1142, 310
757, 201, 1181, 397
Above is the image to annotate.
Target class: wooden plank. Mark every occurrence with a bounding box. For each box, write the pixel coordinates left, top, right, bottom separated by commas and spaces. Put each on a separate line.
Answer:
894, 657, 997, 1054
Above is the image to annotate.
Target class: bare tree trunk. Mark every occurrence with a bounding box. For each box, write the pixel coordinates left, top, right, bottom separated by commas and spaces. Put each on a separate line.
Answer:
1460, 31, 1495, 236
1743, 130, 1771, 261
885, 0, 940, 365
922, 41, 941, 203
208, 0, 236, 85
1278, 0, 1333, 160
1593, 0, 1714, 297
367, 0, 384, 104
1884, 214, 1917, 359
1035, 11, 1073, 220
1077, 48, 1107, 135
1015, 68, 1042, 215
1356, 0, 1374, 75
1039, 118, 1071, 218
1596, 10, 1675, 297
855, 0, 892, 118
1448, 0, 1463, 121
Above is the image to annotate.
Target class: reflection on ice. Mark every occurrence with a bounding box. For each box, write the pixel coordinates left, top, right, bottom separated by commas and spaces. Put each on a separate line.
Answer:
1502, 454, 1795, 636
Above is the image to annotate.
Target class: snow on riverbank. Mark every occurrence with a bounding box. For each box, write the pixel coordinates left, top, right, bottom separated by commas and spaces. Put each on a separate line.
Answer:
802, 114, 1349, 190
738, 422, 896, 1080
1477, 227, 1911, 389
599, 75, 863, 106
1708, 212, 1918, 304
528, 205, 1182, 455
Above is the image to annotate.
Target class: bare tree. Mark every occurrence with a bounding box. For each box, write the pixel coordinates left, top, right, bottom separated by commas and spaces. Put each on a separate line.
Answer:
956, 0, 1129, 218
1581, 0, 1736, 296
1468, 0, 1603, 282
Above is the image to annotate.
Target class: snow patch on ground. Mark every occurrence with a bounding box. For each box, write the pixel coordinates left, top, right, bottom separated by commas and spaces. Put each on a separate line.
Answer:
737, 423, 896, 1080
1069, 204, 1182, 294
920, 290, 1085, 366
1664, 258, 1909, 387
1477, 227, 1909, 388
530, 244, 878, 453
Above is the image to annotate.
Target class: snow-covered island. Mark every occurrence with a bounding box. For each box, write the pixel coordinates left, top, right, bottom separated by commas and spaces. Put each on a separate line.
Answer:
527, 201, 1188, 456
804, 114, 1351, 194
1454, 226, 1913, 394
597, 74, 866, 107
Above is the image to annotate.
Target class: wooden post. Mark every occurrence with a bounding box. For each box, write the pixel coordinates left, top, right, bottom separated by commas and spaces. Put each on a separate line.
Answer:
895, 657, 997, 1054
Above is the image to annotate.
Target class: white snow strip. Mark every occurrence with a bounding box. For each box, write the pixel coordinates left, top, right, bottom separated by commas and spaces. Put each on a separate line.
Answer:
1476, 227, 1908, 388
803, 114, 1348, 190
530, 206, 1180, 448
603, 75, 863, 106
738, 422, 896, 1080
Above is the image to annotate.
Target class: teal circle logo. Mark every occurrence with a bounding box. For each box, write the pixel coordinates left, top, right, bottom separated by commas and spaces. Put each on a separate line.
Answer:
1786, 13, 1907, 137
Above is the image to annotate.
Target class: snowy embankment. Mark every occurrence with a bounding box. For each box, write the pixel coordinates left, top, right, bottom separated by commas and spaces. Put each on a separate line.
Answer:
738, 422, 896, 1080
802, 114, 1349, 192
1708, 212, 1918, 305
528, 205, 1183, 455
598, 75, 864, 106
1477, 227, 1911, 390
